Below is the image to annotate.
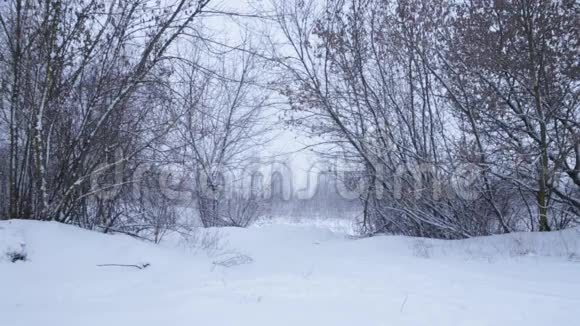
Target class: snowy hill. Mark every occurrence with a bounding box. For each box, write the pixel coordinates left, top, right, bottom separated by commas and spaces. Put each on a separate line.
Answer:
1, 220, 579, 326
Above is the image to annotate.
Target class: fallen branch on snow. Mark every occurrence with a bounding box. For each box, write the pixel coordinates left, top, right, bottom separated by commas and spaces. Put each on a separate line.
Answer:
96, 263, 150, 269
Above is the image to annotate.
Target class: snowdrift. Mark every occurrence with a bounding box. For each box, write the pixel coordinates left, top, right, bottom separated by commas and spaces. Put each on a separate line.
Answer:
1, 219, 579, 326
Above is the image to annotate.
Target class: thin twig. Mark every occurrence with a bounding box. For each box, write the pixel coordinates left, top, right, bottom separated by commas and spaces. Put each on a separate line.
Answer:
96, 263, 150, 269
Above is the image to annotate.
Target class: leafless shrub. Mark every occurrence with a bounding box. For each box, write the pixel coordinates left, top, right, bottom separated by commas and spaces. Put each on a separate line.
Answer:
179, 227, 229, 257
4, 243, 27, 263
412, 240, 433, 259
222, 193, 263, 228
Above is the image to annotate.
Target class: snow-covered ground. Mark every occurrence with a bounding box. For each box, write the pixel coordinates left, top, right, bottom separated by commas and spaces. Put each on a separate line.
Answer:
1, 219, 579, 326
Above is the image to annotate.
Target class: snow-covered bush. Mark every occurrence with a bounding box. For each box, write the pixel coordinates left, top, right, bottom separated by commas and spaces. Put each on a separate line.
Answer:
178, 227, 229, 257
4, 243, 27, 263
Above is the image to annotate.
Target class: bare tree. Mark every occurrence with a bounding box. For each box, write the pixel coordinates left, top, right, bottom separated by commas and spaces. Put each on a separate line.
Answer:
271, 0, 578, 237
439, 0, 579, 231
171, 46, 271, 227
0, 0, 211, 224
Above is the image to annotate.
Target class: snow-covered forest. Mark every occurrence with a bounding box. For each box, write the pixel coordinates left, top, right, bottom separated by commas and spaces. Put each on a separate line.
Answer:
0, 0, 577, 235
0, 0, 579, 325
